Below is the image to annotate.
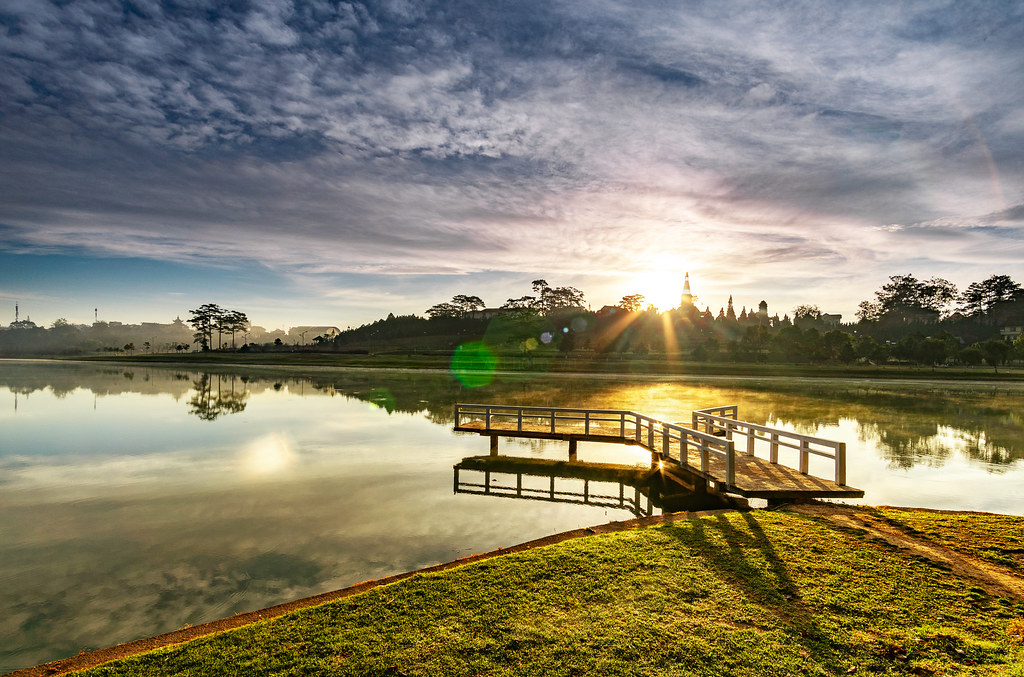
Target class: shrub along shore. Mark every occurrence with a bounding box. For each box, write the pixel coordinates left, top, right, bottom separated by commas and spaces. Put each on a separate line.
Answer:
15, 505, 1024, 677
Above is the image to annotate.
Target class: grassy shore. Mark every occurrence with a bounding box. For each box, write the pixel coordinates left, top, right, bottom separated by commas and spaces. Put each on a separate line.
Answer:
47, 351, 1024, 381
53, 507, 1024, 677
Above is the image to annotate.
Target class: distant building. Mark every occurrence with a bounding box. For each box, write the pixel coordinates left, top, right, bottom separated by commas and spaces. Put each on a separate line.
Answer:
289, 326, 341, 343
466, 308, 509, 320
1001, 325, 1023, 341
821, 313, 842, 327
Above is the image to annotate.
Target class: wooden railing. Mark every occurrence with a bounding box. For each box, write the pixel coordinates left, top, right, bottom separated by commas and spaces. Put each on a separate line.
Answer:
692, 406, 847, 485
453, 404, 737, 487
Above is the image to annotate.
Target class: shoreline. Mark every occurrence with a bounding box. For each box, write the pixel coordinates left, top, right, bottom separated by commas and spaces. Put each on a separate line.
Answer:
7, 503, 1023, 677
5, 510, 720, 677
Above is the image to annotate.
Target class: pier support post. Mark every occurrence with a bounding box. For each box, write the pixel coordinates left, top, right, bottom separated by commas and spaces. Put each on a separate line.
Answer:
568, 438, 578, 461
489, 436, 499, 456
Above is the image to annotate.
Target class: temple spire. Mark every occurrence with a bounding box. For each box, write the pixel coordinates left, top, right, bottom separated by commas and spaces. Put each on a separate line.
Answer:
680, 272, 693, 307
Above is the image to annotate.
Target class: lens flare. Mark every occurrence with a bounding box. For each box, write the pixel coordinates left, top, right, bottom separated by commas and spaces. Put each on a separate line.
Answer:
450, 341, 497, 387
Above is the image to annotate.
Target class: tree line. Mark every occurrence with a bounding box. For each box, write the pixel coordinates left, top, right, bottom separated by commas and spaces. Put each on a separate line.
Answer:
329, 272, 1024, 370
3, 273, 1023, 369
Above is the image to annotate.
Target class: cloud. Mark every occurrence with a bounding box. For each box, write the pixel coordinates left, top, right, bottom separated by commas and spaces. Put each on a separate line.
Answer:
0, 0, 1022, 322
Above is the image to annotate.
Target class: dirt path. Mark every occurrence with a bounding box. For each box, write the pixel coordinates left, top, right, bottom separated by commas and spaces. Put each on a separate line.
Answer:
790, 503, 1024, 601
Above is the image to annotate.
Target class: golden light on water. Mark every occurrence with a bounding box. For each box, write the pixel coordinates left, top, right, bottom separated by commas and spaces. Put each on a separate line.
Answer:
238, 433, 295, 477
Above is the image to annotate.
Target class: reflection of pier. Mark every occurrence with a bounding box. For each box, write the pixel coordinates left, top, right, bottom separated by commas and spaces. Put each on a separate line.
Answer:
453, 456, 736, 517
455, 456, 655, 518
454, 404, 864, 503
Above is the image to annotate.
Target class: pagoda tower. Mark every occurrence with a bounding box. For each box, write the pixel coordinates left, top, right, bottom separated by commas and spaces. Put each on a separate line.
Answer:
680, 272, 693, 307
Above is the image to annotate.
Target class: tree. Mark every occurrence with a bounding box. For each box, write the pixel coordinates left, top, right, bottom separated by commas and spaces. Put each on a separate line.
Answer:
793, 305, 821, 321
741, 325, 771, 360
958, 344, 983, 367
426, 295, 485, 319
532, 279, 586, 314
959, 275, 1023, 318
857, 274, 957, 323
498, 280, 585, 316
821, 330, 856, 364
981, 339, 1012, 373
855, 335, 889, 363
222, 310, 249, 348
619, 294, 646, 313
793, 305, 822, 329
188, 303, 223, 351
123, 342, 135, 354
451, 295, 484, 313
916, 337, 948, 369
501, 296, 536, 311
425, 302, 462, 319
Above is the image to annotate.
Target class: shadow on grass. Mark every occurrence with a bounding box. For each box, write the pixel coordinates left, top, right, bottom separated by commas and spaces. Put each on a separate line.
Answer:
667, 511, 847, 671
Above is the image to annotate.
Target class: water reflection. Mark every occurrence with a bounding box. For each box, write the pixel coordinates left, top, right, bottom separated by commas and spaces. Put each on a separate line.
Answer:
453, 455, 737, 518
187, 373, 249, 421
455, 460, 655, 518
2, 360, 1022, 477
1, 359, 1023, 672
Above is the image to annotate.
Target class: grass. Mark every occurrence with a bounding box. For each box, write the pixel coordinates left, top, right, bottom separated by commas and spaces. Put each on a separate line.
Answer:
72, 509, 1024, 676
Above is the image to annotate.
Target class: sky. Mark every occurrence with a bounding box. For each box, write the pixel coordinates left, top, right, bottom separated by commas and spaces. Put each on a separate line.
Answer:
1, 0, 1023, 330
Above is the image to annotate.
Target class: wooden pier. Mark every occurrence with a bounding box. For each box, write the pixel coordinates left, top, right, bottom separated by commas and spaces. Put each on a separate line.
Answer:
453, 404, 864, 502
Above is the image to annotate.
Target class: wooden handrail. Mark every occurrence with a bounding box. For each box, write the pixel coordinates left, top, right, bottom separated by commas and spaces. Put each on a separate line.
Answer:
692, 407, 847, 485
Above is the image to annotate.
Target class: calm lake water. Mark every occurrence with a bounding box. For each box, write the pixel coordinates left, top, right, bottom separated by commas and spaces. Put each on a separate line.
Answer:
2, 359, 1023, 672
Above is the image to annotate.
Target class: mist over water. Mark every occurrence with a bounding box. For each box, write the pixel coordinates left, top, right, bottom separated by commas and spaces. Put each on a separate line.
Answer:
1, 360, 1022, 672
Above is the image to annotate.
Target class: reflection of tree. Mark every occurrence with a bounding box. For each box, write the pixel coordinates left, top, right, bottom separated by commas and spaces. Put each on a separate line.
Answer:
855, 421, 953, 470
187, 373, 249, 421
4, 361, 1023, 470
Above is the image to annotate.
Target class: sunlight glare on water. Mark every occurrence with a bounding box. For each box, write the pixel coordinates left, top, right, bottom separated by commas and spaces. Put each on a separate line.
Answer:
238, 433, 295, 478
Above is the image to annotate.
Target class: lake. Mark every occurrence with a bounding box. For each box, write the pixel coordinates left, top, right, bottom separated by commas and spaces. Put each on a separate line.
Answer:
2, 359, 1022, 672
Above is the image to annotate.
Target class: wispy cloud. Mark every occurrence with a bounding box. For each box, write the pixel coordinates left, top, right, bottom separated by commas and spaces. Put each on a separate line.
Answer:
1, 0, 1022, 323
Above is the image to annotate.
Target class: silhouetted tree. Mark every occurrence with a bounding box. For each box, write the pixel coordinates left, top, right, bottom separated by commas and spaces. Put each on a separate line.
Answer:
857, 274, 957, 323
958, 274, 1022, 319
222, 310, 249, 348
188, 303, 222, 351
426, 294, 485, 318
618, 294, 645, 312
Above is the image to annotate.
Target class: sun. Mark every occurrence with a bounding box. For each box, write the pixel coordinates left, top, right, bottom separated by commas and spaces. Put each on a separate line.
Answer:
628, 268, 686, 313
